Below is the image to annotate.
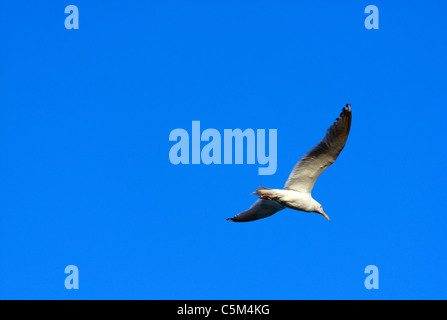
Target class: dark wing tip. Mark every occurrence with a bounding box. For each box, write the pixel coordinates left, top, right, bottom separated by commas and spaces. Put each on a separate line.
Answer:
342, 103, 352, 114
330, 104, 351, 130
323, 103, 352, 149
341, 103, 352, 134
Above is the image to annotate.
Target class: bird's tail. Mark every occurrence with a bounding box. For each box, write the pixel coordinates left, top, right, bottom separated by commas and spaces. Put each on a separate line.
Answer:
252, 186, 272, 196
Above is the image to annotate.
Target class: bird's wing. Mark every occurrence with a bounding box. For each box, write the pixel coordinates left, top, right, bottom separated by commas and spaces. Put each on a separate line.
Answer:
227, 199, 285, 222
284, 104, 352, 194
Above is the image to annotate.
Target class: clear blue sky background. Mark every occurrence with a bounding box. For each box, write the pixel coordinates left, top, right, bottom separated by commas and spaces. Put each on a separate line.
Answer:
1, 1, 446, 299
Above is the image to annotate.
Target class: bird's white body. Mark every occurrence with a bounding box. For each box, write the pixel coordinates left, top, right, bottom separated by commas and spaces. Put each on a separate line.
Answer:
254, 188, 317, 212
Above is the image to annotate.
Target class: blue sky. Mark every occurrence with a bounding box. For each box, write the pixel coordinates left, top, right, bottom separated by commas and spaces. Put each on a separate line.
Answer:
1, 1, 446, 299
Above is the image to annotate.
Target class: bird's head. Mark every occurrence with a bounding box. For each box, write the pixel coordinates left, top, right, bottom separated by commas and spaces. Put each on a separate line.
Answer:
314, 202, 330, 220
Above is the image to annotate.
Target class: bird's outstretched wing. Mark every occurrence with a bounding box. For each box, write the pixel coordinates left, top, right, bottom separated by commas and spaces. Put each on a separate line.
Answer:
284, 104, 352, 194
227, 199, 285, 222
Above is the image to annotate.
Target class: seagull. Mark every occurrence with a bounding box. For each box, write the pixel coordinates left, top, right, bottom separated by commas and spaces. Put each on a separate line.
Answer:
227, 104, 352, 222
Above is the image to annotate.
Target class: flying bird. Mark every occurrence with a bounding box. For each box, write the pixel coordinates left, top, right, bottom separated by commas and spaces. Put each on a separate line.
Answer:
227, 104, 352, 222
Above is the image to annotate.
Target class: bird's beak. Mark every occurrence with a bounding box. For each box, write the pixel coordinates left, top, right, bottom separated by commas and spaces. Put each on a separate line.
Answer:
320, 211, 330, 220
